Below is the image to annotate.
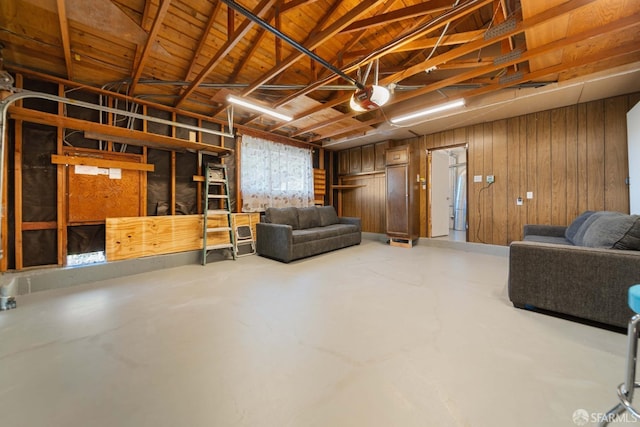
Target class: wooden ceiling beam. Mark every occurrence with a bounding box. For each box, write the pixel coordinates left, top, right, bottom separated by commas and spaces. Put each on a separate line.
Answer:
339, 0, 453, 34
55, 0, 73, 80
183, 1, 223, 82
310, 15, 640, 141
129, 0, 172, 95
271, 0, 599, 136
344, 30, 486, 60
268, 0, 493, 132
324, 43, 640, 143
174, 0, 277, 107
238, 0, 387, 98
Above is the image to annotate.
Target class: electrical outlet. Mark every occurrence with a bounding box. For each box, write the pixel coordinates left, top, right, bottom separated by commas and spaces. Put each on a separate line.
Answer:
516, 197, 523, 206
527, 191, 534, 199
486, 175, 495, 184
474, 175, 482, 183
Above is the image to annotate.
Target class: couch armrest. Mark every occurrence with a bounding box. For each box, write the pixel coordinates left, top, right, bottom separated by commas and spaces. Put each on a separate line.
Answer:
338, 216, 361, 231
256, 223, 293, 262
508, 241, 640, 327
523, 224, 567, 238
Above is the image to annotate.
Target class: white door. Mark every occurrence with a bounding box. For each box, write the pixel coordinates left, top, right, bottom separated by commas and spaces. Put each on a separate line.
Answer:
629, 101, 640, 214
431, 150, 450, 237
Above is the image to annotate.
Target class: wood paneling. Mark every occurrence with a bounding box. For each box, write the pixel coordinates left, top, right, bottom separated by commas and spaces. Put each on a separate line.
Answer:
339, 173, 385, 233
349, 147, 361, 174
361, 144, 375, 172
105, 214, 202, 261
336, 92, 636, 245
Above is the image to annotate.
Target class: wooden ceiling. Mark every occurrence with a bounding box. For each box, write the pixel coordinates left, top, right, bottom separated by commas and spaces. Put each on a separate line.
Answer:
1, 0, 639, 148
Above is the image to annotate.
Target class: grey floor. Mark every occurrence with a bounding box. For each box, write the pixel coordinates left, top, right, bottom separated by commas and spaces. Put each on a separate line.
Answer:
0, 237, 630, 427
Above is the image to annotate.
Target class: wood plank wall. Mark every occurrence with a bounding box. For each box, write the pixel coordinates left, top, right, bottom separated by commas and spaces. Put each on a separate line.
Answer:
337, 92, 640, 245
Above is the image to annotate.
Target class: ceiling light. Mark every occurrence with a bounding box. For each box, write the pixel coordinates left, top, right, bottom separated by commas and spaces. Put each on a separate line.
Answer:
227, 95, 292, 121
349, 85, 390, 112
390, 99, 465, 124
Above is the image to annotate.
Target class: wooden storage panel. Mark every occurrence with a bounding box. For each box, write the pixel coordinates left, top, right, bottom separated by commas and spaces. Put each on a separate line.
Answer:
361, 144, 375, 172
375, 141, 389, 170
385, 146, 409, 165
349, 147, 362, 174
338, 150, 349, 175
386, 164, 409, 236
385, 144, 420, 246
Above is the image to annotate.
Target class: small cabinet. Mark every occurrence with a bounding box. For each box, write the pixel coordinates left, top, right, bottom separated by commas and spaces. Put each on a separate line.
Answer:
375, 141, 389, 171
361, 144, 375, 172
349, 147, 361, 174
338, 150, 349, 175
385, 145, 420, 246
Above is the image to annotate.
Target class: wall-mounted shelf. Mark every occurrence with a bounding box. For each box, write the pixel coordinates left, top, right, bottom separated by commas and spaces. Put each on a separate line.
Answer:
332, 185, 366, 189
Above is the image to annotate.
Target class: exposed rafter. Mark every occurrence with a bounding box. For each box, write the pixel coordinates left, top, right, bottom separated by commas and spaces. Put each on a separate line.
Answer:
55, 0, 73, 80
129, 0, 172, 95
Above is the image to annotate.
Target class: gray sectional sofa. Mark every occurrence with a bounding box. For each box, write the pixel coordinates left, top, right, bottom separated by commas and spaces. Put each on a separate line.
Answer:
508, 211, 640, 328
256, 206, 361, 263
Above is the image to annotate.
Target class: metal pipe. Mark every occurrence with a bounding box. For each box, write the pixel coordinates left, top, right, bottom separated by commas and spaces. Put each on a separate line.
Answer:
220, 0, 365, 90
0, 89, 236, 260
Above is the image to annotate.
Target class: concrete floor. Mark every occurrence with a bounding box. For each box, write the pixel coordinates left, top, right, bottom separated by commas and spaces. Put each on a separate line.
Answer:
0, 237, 631, 427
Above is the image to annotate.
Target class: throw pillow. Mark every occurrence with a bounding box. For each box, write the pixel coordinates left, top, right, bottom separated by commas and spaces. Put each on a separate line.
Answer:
565, 210, 595, 245
614, 216, 640, 250
298, 207, 321, 229
264, 207, 299, 229
580, 212, 637, 248
317, 206, 339, 226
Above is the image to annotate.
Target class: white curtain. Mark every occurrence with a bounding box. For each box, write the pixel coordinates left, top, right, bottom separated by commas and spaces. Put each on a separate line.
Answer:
240, 135, 314, 212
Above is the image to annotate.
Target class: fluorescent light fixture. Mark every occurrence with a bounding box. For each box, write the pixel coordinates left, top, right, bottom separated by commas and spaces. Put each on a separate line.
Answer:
227, 95, 293, 121
390, 99, 465, 124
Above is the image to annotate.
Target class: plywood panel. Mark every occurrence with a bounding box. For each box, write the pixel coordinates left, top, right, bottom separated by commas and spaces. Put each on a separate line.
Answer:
67, 163, 142, 224
106, 214, 202, 261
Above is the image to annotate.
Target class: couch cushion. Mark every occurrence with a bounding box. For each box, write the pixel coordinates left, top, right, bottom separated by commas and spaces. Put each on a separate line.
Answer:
565, 211, 595, 245
523, 235, 573, 245
298, 206, 321, 229
265, 207, 299, 229
317, 206, 339, 226
614, 217, 640, 250
580, 211, 638, 248
292, 224, 358, 244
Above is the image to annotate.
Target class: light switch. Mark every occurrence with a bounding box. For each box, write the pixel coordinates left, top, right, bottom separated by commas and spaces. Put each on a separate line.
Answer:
526, 191, 534, 199
474, 175, 482, 183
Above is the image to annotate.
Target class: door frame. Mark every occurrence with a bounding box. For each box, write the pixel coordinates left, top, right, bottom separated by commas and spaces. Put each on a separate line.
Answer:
426, 143, 468, 239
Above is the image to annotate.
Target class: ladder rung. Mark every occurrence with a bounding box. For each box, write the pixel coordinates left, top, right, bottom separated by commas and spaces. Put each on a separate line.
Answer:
207, 209, 230, 215
208, 194, 228, 199
206, 243, 234, 250
207, 227, 231, 233
208, 179, 226, 184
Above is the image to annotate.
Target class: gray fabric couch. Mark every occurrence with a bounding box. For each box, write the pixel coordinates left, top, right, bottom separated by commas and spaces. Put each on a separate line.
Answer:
508, 211, 640, 328
256, 206, 361, 263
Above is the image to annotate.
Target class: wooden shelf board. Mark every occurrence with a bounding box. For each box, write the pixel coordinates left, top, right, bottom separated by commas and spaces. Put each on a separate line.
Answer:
332, 185, 367, 189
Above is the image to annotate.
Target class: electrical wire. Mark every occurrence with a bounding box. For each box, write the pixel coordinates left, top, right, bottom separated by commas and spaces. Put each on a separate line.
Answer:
475, 181, 493, 244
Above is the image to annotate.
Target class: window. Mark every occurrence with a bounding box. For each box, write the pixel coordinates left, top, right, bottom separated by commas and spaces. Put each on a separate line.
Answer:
240, 135, 314, 212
